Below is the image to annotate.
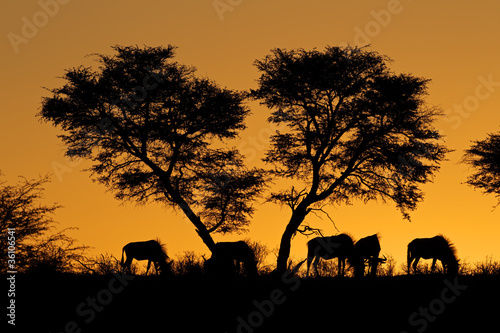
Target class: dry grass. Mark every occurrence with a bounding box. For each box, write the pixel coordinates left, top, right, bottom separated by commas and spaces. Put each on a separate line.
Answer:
59, 249, 500, 277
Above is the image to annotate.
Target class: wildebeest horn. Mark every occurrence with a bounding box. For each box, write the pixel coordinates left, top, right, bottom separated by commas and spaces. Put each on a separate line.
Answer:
378, 255, 387, 263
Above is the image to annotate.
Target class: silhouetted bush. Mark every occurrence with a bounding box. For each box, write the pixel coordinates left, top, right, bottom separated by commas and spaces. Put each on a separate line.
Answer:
172, 251, 204, 277
246, 239, 272, 274
473, 256, 500, 275
376, 254, 397, 277
76, 253, 139, 275
1, 173, 88, 273
23, 229, 88, 274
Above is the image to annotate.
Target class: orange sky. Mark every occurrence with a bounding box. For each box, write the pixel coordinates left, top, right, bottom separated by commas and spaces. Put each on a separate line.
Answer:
1, 0, 500, 270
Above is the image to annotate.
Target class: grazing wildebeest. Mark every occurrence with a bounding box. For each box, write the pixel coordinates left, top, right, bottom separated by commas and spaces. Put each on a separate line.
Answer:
407, 235, 459, 275
306, 234, 355, 277
204, 241, 257, 278
121, 239, 171, 275
352, 234, 387, 277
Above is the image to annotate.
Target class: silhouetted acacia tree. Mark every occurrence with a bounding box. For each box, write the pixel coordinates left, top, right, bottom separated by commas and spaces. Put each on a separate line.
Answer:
39, 45, 265, 252
463, 132, 500, 205
0, 173, 87, 272
251, 46, 449, 273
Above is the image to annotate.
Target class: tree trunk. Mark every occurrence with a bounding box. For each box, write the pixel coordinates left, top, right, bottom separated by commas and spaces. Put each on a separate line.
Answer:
182, 205, 216, 252
165, 184, 216, 252
275, 205, 309, 274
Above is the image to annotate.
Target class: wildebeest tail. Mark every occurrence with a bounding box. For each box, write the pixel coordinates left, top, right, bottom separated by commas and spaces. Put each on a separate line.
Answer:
120, 247, 125, 266
407, 244, 411, 274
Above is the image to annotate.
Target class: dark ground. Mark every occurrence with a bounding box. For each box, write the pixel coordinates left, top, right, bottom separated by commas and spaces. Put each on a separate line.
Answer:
5, 272, 500, 333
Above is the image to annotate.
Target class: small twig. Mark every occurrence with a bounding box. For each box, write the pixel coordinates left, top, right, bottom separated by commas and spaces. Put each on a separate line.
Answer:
310, 205, 340, 232
111, 255, 120, 264
75, 259, 97, 274
293, 225, 324, 238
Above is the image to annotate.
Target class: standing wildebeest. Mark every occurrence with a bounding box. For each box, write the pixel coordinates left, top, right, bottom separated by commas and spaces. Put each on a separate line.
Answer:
121, 239, 171, 275
306, 234, 355, 277
352, 234, 387, 277
204, 241, 257, 278
407, 235, 459, 275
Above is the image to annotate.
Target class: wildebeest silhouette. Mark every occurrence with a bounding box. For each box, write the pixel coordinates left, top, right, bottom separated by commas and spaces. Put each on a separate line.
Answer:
352, 234, 387, 277
204, 241, 257, 278
306, 234, 355, 277
121, 239, 171, 275
407, 235, 459, 275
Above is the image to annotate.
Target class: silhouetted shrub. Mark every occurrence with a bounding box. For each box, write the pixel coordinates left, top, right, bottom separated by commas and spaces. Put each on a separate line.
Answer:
246, 239, 272, 275
473, 256, 500, 275
23, 229, 88, 274
172, 251, 204, 277
76, 253, 139, 275
377, 254, 397, 277
0, 173, 88, 273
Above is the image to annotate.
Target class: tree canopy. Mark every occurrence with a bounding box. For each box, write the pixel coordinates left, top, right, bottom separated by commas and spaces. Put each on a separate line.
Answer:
39, 45, 266, 251
463, 131, 500, 205
0, 173, 86, 272
252, 46, 449, 273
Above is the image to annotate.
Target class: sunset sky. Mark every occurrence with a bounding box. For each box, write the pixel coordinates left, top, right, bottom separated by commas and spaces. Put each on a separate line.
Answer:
1, 0, 500, 270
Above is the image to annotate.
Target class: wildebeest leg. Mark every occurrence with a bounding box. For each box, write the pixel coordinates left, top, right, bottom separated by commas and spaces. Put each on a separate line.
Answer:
338, 258, 343, 277
313, 256, 321, 277
146, 260, 152, 276
412, 257, 420, 274
371, 257, 378, 277
306, 256, 313, 278
407, 247, 412, 275
123, 257, 133, 274
235, 260, 241, 275
431, 258, 437, 273
154, 261, 159, 275
440, 260, 447, 274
